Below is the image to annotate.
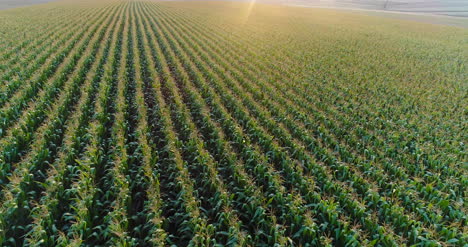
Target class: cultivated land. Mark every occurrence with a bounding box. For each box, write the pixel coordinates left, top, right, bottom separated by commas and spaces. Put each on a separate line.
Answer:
0, 0, 467, 246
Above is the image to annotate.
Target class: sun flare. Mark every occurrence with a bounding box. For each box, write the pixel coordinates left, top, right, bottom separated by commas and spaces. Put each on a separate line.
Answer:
242, 0, 257, 24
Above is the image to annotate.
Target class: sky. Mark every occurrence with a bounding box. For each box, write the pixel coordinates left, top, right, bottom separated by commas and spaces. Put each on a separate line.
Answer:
1, 0, 467, 17
0, 0, 56, 10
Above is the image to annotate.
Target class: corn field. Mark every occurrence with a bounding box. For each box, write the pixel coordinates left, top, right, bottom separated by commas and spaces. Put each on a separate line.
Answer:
0, 0, 466, 246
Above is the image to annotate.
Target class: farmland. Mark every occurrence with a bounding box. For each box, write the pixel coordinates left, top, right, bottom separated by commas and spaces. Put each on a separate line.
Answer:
0, 0, 466, 246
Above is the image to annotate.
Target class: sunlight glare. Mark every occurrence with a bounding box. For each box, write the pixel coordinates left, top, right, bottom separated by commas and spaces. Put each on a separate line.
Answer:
241, 0, 257, 24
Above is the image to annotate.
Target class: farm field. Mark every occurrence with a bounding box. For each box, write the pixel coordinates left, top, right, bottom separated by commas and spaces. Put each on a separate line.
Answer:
0, 0, 467, 246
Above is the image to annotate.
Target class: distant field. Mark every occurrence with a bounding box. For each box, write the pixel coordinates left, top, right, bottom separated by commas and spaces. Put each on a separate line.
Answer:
278, 0, 468, 17
0, 0, 466, 246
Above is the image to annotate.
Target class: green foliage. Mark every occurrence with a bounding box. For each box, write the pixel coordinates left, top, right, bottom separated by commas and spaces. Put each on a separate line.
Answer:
0, 0, 466, 246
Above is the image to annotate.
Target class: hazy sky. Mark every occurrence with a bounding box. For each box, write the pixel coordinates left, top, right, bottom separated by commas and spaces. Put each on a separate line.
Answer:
1, 0, 467, 17
0, 0, 55, 10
